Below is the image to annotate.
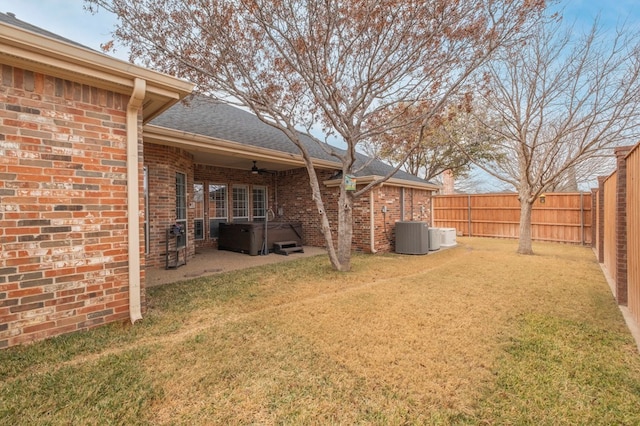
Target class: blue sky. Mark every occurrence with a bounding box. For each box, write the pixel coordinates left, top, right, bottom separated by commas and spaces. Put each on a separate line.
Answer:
2, 0, 639, 62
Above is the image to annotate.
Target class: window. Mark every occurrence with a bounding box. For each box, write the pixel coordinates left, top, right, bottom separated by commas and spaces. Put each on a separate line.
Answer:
252, 186, 267, 220
232, 185, 249, 222
209, 184, 227, 238
175, 172, 187, 248
194, 182, 204, 240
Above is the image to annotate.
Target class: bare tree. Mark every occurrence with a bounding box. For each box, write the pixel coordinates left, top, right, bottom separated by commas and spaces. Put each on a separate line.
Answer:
364, 99, 498, 182
87, 0, 545, 270
469, 14, 640, 254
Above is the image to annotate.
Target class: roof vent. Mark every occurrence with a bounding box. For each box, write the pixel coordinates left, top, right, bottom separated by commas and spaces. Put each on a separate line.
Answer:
7, 12, 16, 18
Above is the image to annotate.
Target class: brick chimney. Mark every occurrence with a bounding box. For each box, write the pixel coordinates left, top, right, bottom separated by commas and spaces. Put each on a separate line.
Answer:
442, 169, 455, 194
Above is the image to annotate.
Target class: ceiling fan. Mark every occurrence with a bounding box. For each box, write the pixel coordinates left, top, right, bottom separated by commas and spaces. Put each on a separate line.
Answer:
251, 160, 270, 175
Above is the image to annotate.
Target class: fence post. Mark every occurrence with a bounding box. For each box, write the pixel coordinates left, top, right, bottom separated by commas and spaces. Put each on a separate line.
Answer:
591, 188, 598, 249
467, 194, 472, 237
580, 192, 584, 245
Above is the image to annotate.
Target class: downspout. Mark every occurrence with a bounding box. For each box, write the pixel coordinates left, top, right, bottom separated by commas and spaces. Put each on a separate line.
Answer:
370, 190, 377, 253
127, 78, 146, 323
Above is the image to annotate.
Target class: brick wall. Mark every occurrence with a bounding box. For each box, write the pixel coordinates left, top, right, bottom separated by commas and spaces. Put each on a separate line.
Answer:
373, 186, 432, 253
591, 187, 598, 255
276, 168, 433, 253
614, 146, 632, 305
144, 143, 194, 268
0, 65, 138, 348
276, 168, 336, 247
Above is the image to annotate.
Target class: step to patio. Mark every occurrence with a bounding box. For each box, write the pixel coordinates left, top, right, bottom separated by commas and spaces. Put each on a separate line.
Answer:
273, 240, 304, 256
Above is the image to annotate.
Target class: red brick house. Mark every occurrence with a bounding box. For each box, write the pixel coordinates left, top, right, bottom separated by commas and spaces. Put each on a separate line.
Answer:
0, 13, 438, 348
144, 95, 438, 267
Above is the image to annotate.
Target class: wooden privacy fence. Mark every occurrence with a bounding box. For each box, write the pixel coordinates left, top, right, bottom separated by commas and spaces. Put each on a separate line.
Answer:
594, 142, 640, 332
628, 144, 640, 330
433, 192, 592, 245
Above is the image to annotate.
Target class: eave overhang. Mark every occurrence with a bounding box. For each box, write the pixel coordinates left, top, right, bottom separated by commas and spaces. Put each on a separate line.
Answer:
0, 20, 194, 122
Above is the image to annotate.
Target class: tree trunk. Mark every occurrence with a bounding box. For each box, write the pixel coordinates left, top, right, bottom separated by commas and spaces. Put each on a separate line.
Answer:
335, 186, 353, 271
300, 156, 349, 271
517, 197, 534, 254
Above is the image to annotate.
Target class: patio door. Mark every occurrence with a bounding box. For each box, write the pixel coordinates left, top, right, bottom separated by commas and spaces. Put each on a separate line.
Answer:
209, 183, 228, 239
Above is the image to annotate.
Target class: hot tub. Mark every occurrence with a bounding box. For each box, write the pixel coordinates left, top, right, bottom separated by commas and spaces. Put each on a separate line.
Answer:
218, 222, 303, 255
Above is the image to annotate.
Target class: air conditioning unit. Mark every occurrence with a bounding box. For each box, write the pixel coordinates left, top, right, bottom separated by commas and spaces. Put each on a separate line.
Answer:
428, 227, 441, 251
395, 221, 429, 254
440, 228, 457, 247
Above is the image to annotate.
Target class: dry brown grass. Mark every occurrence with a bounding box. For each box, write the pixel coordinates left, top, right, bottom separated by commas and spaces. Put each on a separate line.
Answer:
2, 237, 640, 425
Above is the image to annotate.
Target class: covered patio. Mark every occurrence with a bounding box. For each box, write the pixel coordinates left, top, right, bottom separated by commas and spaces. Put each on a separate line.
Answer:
145, 246, 327, 287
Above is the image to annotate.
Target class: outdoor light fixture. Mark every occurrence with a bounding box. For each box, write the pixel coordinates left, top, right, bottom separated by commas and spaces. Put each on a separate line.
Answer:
251, 161, 259, 174
539, 194, 546, 204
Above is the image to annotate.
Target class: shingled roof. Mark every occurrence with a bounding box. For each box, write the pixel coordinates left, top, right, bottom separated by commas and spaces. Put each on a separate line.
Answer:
151, 94, 433, 186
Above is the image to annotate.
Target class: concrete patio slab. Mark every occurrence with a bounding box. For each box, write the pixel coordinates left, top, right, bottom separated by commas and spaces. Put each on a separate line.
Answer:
145, 246, 327, 287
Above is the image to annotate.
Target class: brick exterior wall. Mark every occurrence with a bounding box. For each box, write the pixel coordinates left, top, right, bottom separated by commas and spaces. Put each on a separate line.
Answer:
275, 168, 433, 253
0, 65, 140, 349
143, 143, 194, 268
614, 146, 632, 305
276, 168, 336, 247
374, 185, 432, 253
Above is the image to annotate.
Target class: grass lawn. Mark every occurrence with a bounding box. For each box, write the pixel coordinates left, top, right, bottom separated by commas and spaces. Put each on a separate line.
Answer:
2, 237, 640, 425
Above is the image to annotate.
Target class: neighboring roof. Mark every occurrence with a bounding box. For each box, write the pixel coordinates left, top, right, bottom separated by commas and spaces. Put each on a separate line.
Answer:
0, 12, 194, 121
150, 94, 438, 189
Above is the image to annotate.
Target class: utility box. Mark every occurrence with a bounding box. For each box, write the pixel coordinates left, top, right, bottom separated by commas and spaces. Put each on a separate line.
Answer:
395, 221, 429, 255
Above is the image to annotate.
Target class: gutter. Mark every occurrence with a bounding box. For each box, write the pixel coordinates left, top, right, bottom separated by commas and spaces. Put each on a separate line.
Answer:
324, 175, 441, 191
127, 78, 146, 323
370, 191, 377, 254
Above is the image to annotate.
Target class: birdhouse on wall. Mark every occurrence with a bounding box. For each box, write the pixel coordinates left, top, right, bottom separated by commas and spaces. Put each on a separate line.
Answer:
345, 175, 356, 191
